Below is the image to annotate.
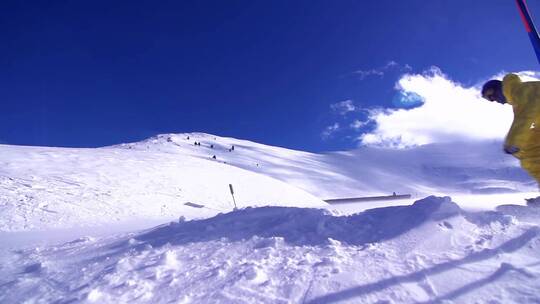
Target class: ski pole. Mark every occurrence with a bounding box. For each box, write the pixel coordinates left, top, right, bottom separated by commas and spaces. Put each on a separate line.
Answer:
516, 0, 540, 65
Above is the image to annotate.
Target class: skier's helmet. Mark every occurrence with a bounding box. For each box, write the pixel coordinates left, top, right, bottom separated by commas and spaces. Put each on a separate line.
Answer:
481, 80, 506, 104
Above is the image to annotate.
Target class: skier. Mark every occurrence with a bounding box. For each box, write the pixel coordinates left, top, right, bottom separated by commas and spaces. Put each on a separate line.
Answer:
482, 73, 540, 204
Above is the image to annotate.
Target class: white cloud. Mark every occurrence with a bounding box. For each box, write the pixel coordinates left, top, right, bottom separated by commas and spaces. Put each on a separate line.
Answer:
350, 120, 366, 130
358, 67, 538, 148
330, 100, 357, 115
353, 61, 412, 80
321, 123, 340, 140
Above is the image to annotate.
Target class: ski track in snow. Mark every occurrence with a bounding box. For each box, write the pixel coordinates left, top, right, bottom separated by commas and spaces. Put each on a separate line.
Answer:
1, 133, 540, 303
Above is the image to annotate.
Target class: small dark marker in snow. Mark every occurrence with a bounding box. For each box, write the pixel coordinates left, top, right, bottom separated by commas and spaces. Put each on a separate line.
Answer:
439, 221, 453, 229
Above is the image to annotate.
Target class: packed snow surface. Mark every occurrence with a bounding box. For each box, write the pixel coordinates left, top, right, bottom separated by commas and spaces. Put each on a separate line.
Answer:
1, 133, 539, 303
1, 197, 539, 303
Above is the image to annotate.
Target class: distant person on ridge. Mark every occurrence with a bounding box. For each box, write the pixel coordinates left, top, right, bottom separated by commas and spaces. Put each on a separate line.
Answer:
482, 73, 540, 202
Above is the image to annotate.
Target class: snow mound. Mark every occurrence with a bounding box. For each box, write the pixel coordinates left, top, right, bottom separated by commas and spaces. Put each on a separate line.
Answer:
133, 196, 461, 247
2, 196, 539, 303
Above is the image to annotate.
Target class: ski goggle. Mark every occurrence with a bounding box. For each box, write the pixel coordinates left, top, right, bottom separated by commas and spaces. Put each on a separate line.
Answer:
482, 88, 496, 101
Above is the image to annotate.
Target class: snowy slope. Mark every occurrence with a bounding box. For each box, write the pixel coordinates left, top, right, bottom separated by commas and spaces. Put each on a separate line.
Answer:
0, 139, 326, 232
120, 133, 535, 198
1, 196, 539, 303
0, 133, 536, 232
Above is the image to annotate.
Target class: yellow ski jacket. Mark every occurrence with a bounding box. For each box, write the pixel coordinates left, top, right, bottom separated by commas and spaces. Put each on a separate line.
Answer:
502, 73, 540, 183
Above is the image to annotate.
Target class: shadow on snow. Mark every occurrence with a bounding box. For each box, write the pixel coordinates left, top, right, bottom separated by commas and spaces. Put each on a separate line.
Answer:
307, 227, 539, 303
129, 196, 461, 248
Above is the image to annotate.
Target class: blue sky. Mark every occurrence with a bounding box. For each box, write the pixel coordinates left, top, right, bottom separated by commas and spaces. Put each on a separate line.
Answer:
2, 0, 540, 152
